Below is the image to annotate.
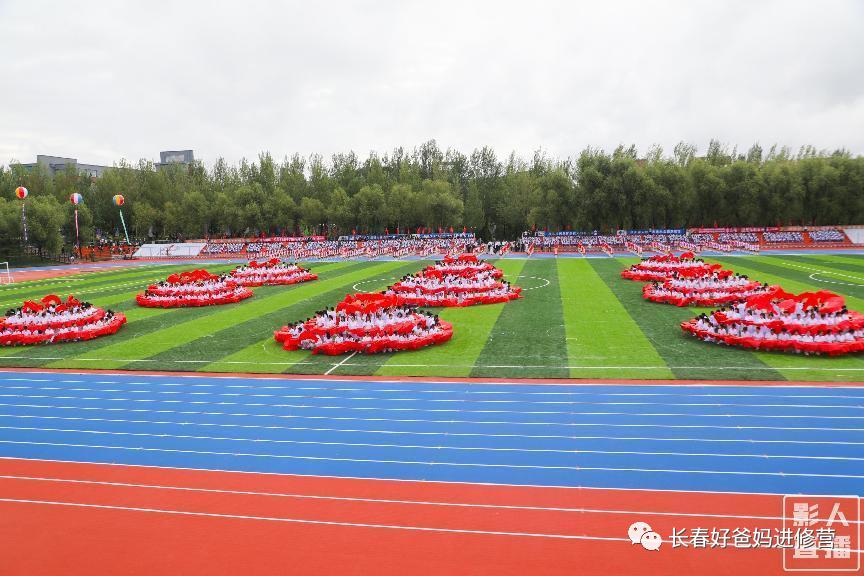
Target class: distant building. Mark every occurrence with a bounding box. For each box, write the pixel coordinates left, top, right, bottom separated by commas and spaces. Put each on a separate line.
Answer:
156, 150, 195, 170
21, 155, 112, 178
21, 150, 195, 177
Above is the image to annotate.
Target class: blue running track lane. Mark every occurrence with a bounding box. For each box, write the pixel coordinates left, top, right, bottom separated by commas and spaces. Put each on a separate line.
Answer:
0, 370, 861, 496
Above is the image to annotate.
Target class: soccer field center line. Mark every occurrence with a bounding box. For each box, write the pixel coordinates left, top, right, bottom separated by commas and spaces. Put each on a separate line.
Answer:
6, 473, 857, 524
4, 355, 864, 372
1, 440, 862, 478
1, 402, 860, 432
2, 425, 860, 461
6, 376, 864, 398
3, 386, 863, 410
0, 497, 632, 542
324, 351, 357, 376
1, 392, 863, 419
1, 414, 860, 445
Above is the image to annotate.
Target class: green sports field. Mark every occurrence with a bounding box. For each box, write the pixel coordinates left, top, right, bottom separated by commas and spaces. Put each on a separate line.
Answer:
2, 254, 863, 381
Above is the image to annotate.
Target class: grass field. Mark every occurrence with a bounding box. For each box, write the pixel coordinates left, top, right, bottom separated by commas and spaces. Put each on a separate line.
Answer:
1, 254, 863, 381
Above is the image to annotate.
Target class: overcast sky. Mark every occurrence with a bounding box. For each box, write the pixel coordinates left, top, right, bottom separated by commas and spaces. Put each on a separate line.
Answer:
1, 0, 862, 167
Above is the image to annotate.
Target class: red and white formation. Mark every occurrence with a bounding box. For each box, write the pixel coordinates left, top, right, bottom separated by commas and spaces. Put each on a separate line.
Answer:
384, 254, 520, 307
136, 269, 253, 308
428, 253, 504, 278
642, 268, 774, 307
0, 294, 126, 346
230, 258, 317, 287
621, 252, 715, 282
681, 289, 864, 355
274, 293, 453, 355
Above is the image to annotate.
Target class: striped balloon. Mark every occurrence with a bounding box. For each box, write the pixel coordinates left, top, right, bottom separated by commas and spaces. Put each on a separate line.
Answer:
70, 193, 83, 205
15, 186, 28, 199
112, 194, 125, 206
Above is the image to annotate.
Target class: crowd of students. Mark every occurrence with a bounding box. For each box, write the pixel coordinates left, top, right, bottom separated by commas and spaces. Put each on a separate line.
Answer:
229, 259, 317, 287
621, 252, 715, 282
136, 269, 253, 307
1, 294, 126, 346
681, 291, 864, 355
643, 271, 772, 307
382, 254, 520, 307
274, 293, 453, 355
763, 231, 803, 243
809, 229, 846, 242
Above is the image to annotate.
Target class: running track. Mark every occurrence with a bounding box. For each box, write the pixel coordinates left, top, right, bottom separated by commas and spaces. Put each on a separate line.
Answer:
0, 369, 861, 575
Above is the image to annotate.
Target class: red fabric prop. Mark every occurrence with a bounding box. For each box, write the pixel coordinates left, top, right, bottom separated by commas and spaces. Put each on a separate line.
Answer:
136, 269, 254, 308
0, 294, 126, 346
681, 289, 863, 356
229, 261, 317, 287
274, 293, 453, 355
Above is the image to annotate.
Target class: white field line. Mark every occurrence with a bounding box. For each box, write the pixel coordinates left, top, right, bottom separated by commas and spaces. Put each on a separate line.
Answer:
325, 351, 358, 376
1, 386, 862, 410
2, 356, 864, 372
0, 276, 170, 309
1, 440, 862, 478
1, 401, 862, 431
1, 425, 860, 461
0, 414, 860, 445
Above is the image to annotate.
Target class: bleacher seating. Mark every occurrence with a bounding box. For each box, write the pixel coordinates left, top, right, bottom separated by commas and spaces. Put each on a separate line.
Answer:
808, 229, 845, 242
763, 231, 803, 243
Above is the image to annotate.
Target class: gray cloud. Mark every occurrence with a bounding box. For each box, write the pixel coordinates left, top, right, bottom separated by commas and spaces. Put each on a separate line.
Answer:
1, 0, 862, 167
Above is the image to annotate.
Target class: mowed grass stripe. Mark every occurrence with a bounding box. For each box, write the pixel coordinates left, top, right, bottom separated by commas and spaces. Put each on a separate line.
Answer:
0, 265, 224, 361
558, 258, 673, 379
201, 261, 423, 374
766, 255, 864, 292
375, 258, 527, 378
118, 260, 364, 369
590, 258, 786, 381
792, 255, 864, 276
0, 264, 193, 307
708, 256, 864, 381
716, 255, 864, 305
470, 258, 568, 379
280, 261, 434, 376
33, 262, 354, 370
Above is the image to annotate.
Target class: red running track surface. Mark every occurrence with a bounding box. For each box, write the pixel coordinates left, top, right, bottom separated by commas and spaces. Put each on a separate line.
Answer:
0, 458, 796, 575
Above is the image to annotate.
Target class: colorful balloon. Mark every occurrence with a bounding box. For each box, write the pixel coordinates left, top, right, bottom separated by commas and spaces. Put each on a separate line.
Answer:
70, 193, 83, 205
15, 186, 28, 199
112, 194, 125, 206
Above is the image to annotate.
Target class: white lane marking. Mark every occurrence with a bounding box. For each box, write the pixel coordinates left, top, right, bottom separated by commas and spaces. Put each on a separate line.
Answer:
6, 377, 864, 399
4, 357, 864, 371
6, 369, 864, 387
0, 498, 619, 540
1, 440, 862, 478
1, 401, 862, 432
0, 474, 829, 522
0, 455, 847, 497
324, 352, 357, 376
1, 424, 860, 461
0, 393, 862, 419
3, 386, 862, 410
1, 414, 860, 445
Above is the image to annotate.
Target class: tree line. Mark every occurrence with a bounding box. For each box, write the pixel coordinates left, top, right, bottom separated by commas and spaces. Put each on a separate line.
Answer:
1, 140, 862, 253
